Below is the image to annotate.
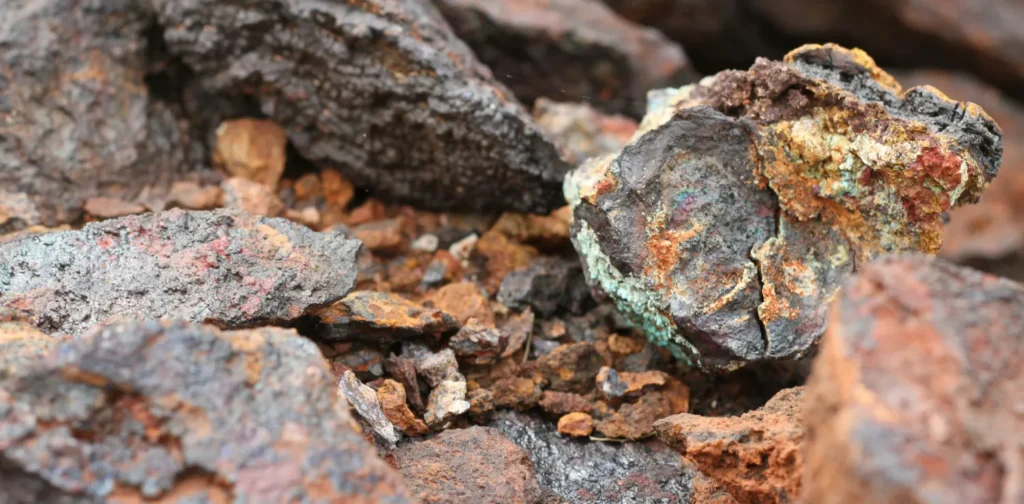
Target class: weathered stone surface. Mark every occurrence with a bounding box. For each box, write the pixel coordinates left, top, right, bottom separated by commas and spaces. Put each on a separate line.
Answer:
490, 376, 545, 411
338, 370, 400, 446
0, 208, 361, 338
0, 192, 42, 235
154, 0, 569, 214
493, 410, 707, 503
424, 281, 496, 326
533, 99, 639, 166
449, 319, 505, 366
220, 176, 286, 217
0, 319, 55, 378
213, 118, 288, 188
395, 426, 544, 504
354, 217, 407, 255
558, 412, 594, 437
539, 390, 593, 416
499, 308, 535, 358
537, 342, 602, 392
0, 320, 412, 503
410, 346, 461, 388
803, 256, 1024, 504
436, 0, 695, 117
0, 0, 201, 226
656, 387, 805, 504
498, 256, 588, 317
386, 353, 426, 413
596, 367, 669, 402
83, 197, 148, 219
314, 291, 459, 345
166, 181, 223, 211
378, 379, 430, 437
567, 44, 1002, 369
424, 379, 471, 429
595, 382, 690, 440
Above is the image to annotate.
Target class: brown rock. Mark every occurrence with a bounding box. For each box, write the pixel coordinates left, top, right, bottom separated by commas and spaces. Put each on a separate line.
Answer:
608, 333, 647, 355
292, 172, 323, 202
82, 197, 147, 219
489, 206, 573, 250
596, 367, 669, 401
690, 469, 742, 504
283, 206, 321, 228
213, 118, 288, 188
0, 320, 412, 503
467, 387, 496, 422
395, 426, 543, 504
424, 281, 495, 326
533, 99, 639, 165
803, 255, 1024, 504
166, 181, 223, 210
474, 228, 540, 294
537, 342, 602, 393
499, 308, 535, 358
0, 320, 55, 378
320, 168, 356, 211
385, 354, 425, 413
436, 0, 695, 117
338, 370, 399, 446
353, 218, 406, 255
378, 379, 429, 437
0, 191, 42, 234
450, 319, 505, 366
490, 376, 544, 411
410, 346, 461, 388
424, 378, 471, 429
539, 390, 594, 416
596, 383, 690, 440
314, 291, 460, 345
557, 412, 595, 437
332, 345, 386, 381
220, 177, 286, 217
655, 387, 804, 504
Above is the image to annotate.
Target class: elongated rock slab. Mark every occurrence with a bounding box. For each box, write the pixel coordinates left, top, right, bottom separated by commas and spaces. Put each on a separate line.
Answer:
153, 0, 569, 213
566, 44, 1002, 369
0, 209, 361, 338
0, 320, 412, 503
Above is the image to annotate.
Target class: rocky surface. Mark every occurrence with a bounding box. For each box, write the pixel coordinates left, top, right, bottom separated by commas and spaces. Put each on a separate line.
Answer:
566, 43, 1003, 369
533, 99, 639, 167
394, 426, 544, 504
803, 255, 1024, 504
0, 0, 201, 225
313, 291, 460, 345
0, 208, 361, 338
154, 0, 569, 214
656, 387, 804, 504
436, 0, 696, 117
0, 320, 412, 503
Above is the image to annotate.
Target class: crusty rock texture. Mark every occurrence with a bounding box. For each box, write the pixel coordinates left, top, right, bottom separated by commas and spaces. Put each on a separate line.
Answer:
566, 43, 1003, 369
655, 387, 804, 504
152, 0, 569, 214
435, 0, 696, 117
0, 208, 361, 338
0, 320, 412, 503
0, 0, 202, 225
803, 255, 1024, 504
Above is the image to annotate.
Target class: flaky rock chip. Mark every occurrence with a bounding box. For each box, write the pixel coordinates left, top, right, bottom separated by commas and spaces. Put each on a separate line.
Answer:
153, 0, 569, 214
803, 255, 1024, 504
0, 208, 361, 338
0, 320, 412, 503
566, 44, 1003, 369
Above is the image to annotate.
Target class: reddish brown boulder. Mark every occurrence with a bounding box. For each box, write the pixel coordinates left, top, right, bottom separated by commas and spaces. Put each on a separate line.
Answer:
655, 387, 804, 504
0, 320, 412, 503
0, 208, 361, 338
804, 256, 1024, 504
395, 426, 544, 504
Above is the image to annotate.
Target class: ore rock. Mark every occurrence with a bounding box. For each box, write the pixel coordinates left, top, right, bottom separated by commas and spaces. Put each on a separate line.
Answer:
386, 353, 426, 413
154, 0, 569, 214
212, 118, 288, 188
220, 176, 286, 217
538, 390, 593, 416
537, 341, 603, 392
378, 379, 429, 437
497, 256, 589, 317
655, 387, 805, 504
566, 43, 1003, 369
0, 208, 361, 338
490, 376, 545, 411
338, 370, 401, 447
557, 412, 594, 437
0, 0, 202, 226
313, 291, 460, 345
449, 319, 505, 366
594, 381, 689, 440
803, 255, 1024, 504
492, 410, 717, 503
533, 99, 639, 166
394, 426, 544, 504
435, 0, 696, 117
424, 378, 471, 429
0, 320, 412, 503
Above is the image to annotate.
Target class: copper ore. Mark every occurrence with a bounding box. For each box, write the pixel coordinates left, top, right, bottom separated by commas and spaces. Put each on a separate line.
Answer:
566, 44, 1003, 369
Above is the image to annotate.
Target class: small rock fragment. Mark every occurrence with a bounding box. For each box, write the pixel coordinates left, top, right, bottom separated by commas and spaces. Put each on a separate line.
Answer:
466, 388, 496, 421
338, 370, 400, 446
655, 387, 804, 504
411, 233, 440, 253
395, 426, 543, 504
803, 256, 1024, 504
498, 256, 587, 316
82, 197, 147, 219
157, 0, 569, 213
333, 345, 386, 381
425, 281, 495, 326
490, 376, 545, 411
537, 342, 602, 392
567, 43, 1002, 369
386, 354, 425, 413
0, 192, 42, 234
499, 308, 535, 358
166, 181, 223, 210
595, 385, 689, 440
436, 0, 695, 117
0, 320, 411, 503
413, 347, 462, 388
220, 177, 286, 216
0, 320, 55, 378
533, 99, 639, 165
424, 379, 471, 429
354, 218, 406, 255
450, 320, 505, 366
448, 232, 479, 263
321, 168, 356, 210
213, 118, 288, 188
475, 228, 540, 293
314, 291, 460, 345
596, 367, 668, 402
378, 379, 429, 437
558, 412, 595, 437
0, 208, 361, 338
490, 207, 573, 250
539, 391, 594, 416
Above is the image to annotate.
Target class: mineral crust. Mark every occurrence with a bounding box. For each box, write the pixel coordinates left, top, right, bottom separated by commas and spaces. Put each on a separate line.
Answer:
566, 44, 1003, 369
